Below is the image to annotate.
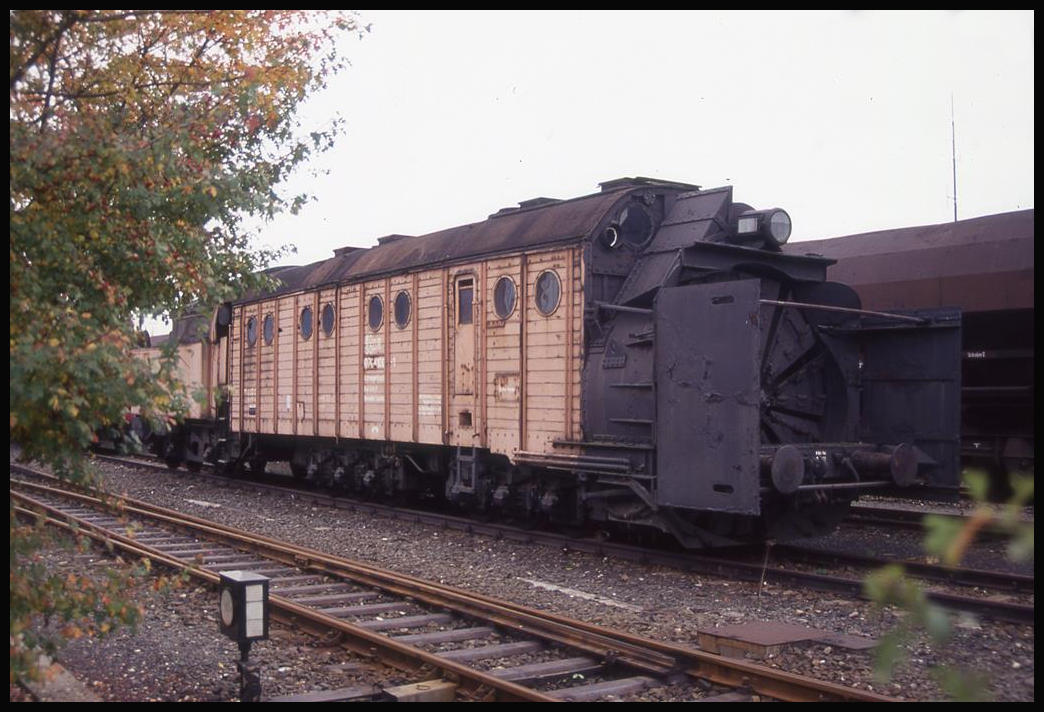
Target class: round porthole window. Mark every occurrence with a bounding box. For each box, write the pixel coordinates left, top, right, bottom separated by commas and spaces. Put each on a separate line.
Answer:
246, 316, 258, 347
300, 306, 313, 340
263, 314, 274, 345
534, 270, 561, 316
321, 303, 335, 336
394, 291, 411, 329
368, 295, 383, 331
493, 276, 516, 319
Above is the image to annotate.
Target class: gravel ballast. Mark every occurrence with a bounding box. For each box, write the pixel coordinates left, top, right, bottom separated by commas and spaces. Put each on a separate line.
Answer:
13, 460, 1035, 701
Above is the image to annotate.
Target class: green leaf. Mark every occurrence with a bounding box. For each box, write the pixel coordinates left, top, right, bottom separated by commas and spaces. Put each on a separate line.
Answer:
922, 515, 965, 560
863, 563, 907, 605
1009, 473, 1034, 505
932, 666, 992, 702
1006, 525, 1034, 562
872, 628, 909, 682
961, 468, 990, 502
919, 603, 952, 644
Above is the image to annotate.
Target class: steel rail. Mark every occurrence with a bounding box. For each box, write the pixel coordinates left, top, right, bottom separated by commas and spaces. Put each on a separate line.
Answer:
847, 503, 1030, 538
12, 479, 679, 676
770, 544, 1034, 594
11, 486, 556, 703
12, 472, 897, 702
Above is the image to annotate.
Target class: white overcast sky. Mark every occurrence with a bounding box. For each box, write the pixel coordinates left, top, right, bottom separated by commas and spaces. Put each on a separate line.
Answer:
253, 9, 1033, 269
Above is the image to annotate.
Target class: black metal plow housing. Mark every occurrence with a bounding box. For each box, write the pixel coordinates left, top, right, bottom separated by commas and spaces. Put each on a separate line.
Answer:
580, 199, 962, 546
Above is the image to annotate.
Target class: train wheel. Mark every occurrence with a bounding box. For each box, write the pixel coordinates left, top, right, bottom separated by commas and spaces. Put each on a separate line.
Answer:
162, 439, 184, 470
290, 460, 308, 480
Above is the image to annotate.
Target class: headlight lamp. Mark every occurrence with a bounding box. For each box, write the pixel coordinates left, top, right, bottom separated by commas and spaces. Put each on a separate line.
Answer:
735, 208, 792, 248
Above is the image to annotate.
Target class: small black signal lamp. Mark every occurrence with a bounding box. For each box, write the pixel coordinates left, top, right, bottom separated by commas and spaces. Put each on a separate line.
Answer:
219, 570, 270, 646
219, 571, 270, 701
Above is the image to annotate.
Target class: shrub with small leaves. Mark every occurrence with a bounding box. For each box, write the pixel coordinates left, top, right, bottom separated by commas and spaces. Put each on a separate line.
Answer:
10, 9, 364, 683
864, 469, 1033, 700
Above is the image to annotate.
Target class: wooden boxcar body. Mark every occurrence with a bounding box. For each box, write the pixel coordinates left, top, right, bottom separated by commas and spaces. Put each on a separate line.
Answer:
229, 243, 582, 462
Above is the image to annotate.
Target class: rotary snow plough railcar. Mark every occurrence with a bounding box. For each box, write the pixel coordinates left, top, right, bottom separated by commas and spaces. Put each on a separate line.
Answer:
147, 177, 963, 547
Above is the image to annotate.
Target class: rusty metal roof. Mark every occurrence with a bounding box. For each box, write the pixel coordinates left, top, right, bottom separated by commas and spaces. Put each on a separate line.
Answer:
784, 209, 1034, 313
236, 179, 700, 304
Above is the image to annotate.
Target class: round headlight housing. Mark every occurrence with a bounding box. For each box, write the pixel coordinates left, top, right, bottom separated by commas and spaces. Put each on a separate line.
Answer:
767, 209, 791, 246
735, 208, 791, 249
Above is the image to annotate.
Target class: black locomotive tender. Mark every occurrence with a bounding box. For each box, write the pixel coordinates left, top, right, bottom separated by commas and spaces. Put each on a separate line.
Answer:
154, 178, 963, 547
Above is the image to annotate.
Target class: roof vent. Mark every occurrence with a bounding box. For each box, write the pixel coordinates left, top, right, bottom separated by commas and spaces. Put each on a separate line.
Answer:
517, 197, 560, 209
490, 196, 562, 219
489, 206, 520, 218
598, 177, 701, 192
333, 245, 363, 257
376, 234, 413, 246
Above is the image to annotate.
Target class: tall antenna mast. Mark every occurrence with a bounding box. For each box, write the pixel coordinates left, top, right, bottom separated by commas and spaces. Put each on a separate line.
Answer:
951, 94, 958, 222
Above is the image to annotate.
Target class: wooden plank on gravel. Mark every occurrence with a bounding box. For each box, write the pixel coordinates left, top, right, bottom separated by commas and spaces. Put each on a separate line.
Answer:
267, 685, 382, 702
22, 655, 101, 702
286, 591, 380, 606
544, 675, 657, 701
268, 574, 322, 585
319, 601, 406, 617
269, 582, 353, 596
356, 613, 454, 631
382, 680, 457, 702
155, 548, 225, 557
201, 559, 270, 570
438, 640, 542, 663
490, 656, 603, 684
695, 692, 754, 702
391, 626, 496, 645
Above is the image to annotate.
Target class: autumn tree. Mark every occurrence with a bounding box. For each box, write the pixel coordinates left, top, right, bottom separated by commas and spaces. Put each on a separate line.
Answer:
10, 10, 362, 680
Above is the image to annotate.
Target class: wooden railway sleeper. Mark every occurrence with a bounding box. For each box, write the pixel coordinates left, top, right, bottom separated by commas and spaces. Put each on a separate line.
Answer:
12, 471, 901, 702
17, 478, 682, 677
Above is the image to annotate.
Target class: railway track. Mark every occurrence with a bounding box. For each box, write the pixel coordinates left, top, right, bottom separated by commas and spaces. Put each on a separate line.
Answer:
88, 453, 1035, 624
846, 502, 1030, 538
12, 463, 896, 703
766, 544, 1033, 595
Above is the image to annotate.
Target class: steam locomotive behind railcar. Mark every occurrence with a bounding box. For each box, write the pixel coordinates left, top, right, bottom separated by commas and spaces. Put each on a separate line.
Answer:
215, 177, 962, 547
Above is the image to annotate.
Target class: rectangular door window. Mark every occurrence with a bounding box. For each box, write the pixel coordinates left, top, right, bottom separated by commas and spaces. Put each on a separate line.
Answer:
454, 278, 475, 394
458, 280, 473, 325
